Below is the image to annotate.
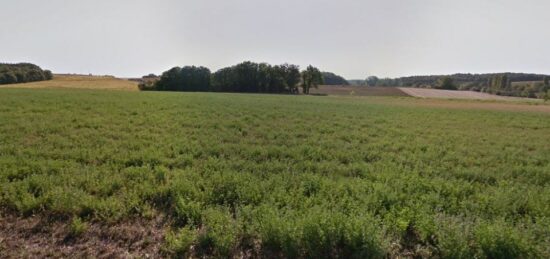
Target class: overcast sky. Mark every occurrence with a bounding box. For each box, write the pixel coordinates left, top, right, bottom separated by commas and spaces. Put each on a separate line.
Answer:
1, 0, 549, 79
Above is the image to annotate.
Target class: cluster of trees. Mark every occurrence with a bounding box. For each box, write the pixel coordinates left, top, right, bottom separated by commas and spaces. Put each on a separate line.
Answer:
0, 63, 53, 85
321, 72, 349, 85
140, 61, 324, 94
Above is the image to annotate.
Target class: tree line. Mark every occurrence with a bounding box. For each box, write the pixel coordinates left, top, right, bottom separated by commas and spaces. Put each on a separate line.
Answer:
352, 73, 550, 99
0, 63, 53, 85
139, 61, 325, 94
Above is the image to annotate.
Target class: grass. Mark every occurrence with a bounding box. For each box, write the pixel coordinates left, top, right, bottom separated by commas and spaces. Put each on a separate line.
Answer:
1, 74, 139, 91
0, 88, 549, 258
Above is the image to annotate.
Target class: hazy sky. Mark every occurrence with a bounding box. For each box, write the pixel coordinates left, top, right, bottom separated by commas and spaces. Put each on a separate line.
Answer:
1, 0, 549, 79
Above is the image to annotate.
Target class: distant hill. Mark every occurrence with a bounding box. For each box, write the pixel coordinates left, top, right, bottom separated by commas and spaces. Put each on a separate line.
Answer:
322, 72, 349, 85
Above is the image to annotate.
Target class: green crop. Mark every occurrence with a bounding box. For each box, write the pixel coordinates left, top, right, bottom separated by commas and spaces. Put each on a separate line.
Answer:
0, 88, 549, 258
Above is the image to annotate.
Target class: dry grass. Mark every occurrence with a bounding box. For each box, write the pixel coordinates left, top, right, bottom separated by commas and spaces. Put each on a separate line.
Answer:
2, 74, 139, 91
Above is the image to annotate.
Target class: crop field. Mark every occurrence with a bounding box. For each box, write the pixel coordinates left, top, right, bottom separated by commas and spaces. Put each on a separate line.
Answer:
2, 74, 139, 91
310, 85, 409, 97
398, 87, 538, 101
0, 88, 549, 258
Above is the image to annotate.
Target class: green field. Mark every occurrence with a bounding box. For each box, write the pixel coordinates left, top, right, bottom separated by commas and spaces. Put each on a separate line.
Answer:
1, 88, 549, 258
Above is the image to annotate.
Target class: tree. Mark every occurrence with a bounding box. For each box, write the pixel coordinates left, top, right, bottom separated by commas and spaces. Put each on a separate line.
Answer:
366, 76, 379, 87
279, 64, 301, 94
437, 77, 457, 90
544, 76, 549, 86
301, 65, 323, 94
0, 63, 52, 85
156, 67, 181, 91
0, 71, 18, 84
322, 72, 349, 85
44, 70, 53, 80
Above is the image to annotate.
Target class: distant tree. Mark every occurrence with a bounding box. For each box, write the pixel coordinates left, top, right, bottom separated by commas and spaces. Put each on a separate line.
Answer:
366, 76, 379, 86
544, 76, 549, 86
155, 67, 182, 91
280, 64, 301, 94
437, 77, 457, 90
143, 74, 157, 79
44, 70, 53, 80
0, 63, 52, 85
301, 65, 323, 94
322, 72, 349, 85
0, 71, 18, 84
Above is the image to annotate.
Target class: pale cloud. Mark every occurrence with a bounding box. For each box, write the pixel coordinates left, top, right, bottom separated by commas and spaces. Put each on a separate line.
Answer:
1, 0, 549, 78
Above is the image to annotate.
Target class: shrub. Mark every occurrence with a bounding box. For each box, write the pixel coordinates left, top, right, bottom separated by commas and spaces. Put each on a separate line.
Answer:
69, 217, 89, 237
164, 227, 197, 256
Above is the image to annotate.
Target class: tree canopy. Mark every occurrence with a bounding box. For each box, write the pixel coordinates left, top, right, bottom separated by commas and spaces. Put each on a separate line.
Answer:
321, 72, 349, 85
143, 61, 313, 94
0, 63, 53, 85
301, 65, 324, 94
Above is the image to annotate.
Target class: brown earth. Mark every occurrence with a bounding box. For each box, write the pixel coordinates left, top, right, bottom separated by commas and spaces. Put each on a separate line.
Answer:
310, 85, 410, 96
398, 87, 539, 102
0, 213, 167, 258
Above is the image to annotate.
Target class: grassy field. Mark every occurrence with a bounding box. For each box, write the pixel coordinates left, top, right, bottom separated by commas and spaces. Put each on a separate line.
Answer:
0, 88, 549, 258
2, 74, 139, 91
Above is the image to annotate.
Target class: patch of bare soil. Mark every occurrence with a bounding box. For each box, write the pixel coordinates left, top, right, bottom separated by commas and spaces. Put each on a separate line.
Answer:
398, 87, 538, 101
0, 213, 167, 258
310, 85, 410, 96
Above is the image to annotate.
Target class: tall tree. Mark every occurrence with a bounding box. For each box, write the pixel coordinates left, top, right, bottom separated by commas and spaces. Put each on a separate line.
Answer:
301, 65, 324, 94
366, 76, 379, 86
280, 64, 301, 94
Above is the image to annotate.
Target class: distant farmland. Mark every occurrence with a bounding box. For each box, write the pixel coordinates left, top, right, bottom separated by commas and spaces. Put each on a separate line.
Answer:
1, 74, 139, 91
0, 88, 549, 258
310, 85, 409, 96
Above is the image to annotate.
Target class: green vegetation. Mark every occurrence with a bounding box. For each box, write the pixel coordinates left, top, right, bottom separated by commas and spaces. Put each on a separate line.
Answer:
322, 72, 349, 85
69, 217, 89, 237
437, 76, 457, 90
0, 63, 52, 85
300, 65, 324, 94
0, 88, 549, 258
141, 61, 315, 94
361, 73, 550, 99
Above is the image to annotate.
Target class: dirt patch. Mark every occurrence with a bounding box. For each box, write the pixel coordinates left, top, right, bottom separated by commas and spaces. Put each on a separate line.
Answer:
0, 213, 167, 258
398, 87, 538, 102
310, 85, 410, 96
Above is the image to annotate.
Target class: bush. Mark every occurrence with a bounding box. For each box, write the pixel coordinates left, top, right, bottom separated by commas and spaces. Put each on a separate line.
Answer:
69, 217, 89, 237
164, 227, 197, 256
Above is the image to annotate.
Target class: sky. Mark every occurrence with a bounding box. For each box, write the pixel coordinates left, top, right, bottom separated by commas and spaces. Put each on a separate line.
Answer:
1, 0, 549, 79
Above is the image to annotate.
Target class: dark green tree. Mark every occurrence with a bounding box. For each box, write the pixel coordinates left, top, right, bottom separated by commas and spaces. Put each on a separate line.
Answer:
322, 72, 349, 85
366, 76, 379, 86
301, 65, 324, 94
437, 77, 457, 90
